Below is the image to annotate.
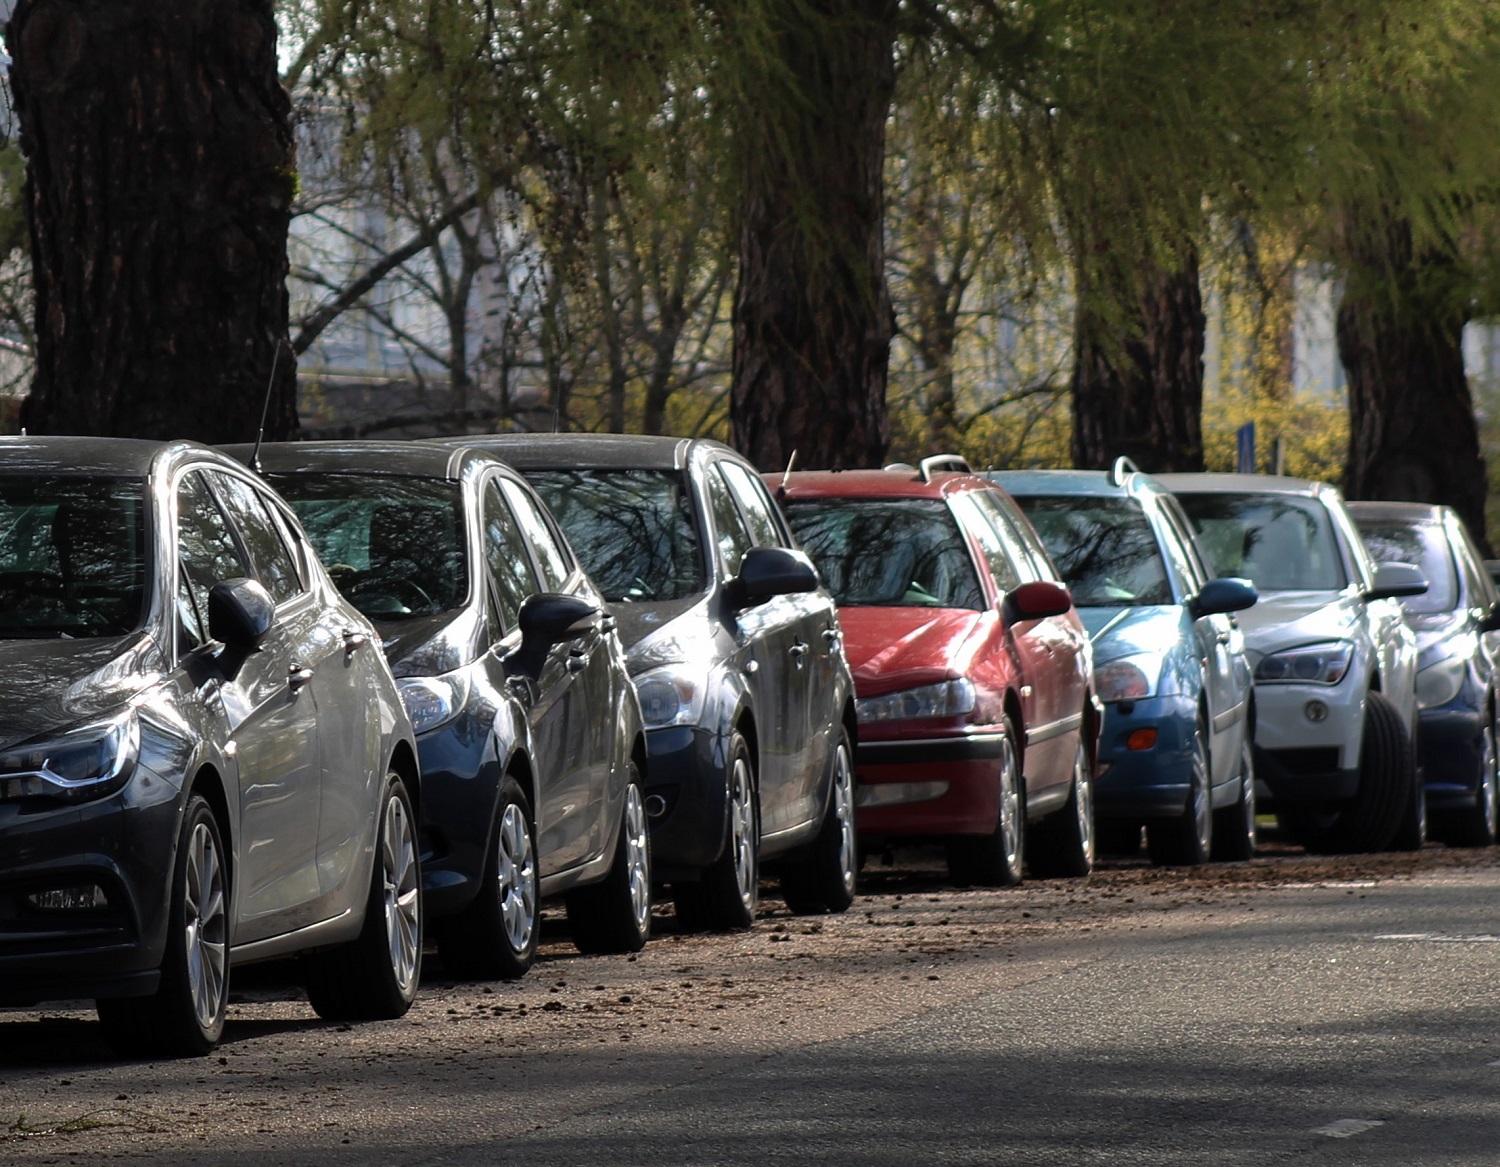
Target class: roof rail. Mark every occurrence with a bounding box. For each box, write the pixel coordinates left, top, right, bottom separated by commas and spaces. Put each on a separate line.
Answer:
918, 454, 973, 482
1107, 456, 1141, 487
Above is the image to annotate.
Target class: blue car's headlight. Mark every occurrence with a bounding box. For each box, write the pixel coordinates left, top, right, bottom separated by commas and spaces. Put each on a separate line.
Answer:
1094, 653, 1162, 703
856, 679, 975, 723
0, 711, 140, 803
1255, 642, 1353, 686
1416, 655, 1469, 710
397, 670, 473, 735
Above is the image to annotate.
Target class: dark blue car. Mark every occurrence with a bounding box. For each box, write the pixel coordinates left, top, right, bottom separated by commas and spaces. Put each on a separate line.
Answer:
994, 462, 1258, 864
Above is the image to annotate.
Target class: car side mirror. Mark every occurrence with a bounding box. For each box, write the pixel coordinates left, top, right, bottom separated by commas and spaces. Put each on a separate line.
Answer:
1003, 580, 1073, 622
1192, 577, 1257, 618
1366, 561, 1428, 601
208, 577, 274, 653
507, 592, 601, 679
727, 546, 819, 610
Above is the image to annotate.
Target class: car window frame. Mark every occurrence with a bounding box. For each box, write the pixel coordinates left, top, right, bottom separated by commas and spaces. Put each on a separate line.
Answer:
202, 467, 309, 608
173, 466, 255, 659
479, 470, 547, 638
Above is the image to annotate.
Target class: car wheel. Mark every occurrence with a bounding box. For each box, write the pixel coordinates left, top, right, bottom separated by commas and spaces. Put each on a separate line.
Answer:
946, 720, 1024, 887
568, 771, 653, 954
781, 726, 858, 914
1301, 692, 1410, 854
1027, 735, 1095, 878
436, 776, 539, 979
1211, 736, 1258, 861
674, 732, 759, 931
1390, 754, 1427, 853
305, 771, 422, 1020
1148, 717, 1212, 866
98, 793, 229, 1057
1442, 709, 1499, 847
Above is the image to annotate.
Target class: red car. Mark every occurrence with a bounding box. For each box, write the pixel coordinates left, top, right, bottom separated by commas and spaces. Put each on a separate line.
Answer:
773, 464, 1100, 885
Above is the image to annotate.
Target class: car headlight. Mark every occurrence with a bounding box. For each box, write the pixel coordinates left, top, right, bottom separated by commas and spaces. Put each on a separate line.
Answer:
1416, 655, 1468, 710
856, 678, 976, 724
397, 670, 472, 735
1094, 654, 1161, 703
634, 666, 708, 729
0, 711, 140, 803
1254, 641, 1354, 686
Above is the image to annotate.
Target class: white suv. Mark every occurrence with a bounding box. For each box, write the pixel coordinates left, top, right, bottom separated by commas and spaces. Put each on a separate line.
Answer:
1159, 474, 1427, 853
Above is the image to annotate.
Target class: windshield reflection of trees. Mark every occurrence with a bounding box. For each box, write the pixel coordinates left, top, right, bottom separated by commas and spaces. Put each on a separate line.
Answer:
1177, 495, 1343, 591
530, 471, 704, 602
1018, 499, 1170, 607
1357, 522, 1456, 613
0, 477, 146, 637
787, 500, 983, 609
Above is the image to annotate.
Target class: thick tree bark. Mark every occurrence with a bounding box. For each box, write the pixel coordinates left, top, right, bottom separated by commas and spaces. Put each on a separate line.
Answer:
9, 0, 297, 441
1071, 240, 1206, 473
1337, 213, 1488, 552
729, 0, 899, 471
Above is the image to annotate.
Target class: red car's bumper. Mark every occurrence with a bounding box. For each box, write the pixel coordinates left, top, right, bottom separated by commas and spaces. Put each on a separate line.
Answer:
854, 731, 1007, 838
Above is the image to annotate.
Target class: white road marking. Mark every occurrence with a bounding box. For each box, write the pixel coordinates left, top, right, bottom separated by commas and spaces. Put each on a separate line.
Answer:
1281, 880, 1378, 889
1314, 1119, 1385, 1139
1374, 933, 1500, 943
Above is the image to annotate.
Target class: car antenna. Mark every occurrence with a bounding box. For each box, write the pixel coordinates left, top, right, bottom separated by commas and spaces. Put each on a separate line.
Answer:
779, 449, 798, 493
249, 337, 284, 475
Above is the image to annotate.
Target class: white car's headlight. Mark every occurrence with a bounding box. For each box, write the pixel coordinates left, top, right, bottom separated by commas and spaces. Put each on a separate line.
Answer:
1254, 641, 1354, 686
397, 670, 472, 735
0, 711, 140, 803
1094, 654, 1162, 703
856, 679, 975, 724
635, 666, 707, 729
1416, 655, 1468, 710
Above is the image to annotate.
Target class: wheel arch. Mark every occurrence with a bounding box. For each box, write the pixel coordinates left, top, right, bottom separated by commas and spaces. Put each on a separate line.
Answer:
388, 739, 421, 821
188, 764, 233, 879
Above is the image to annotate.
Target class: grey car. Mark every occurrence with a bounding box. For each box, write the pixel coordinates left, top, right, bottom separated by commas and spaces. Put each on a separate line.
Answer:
0, 437, 421, 1056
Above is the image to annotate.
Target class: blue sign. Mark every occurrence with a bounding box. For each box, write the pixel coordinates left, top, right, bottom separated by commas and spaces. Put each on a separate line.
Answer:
1236, 423, 1255, 474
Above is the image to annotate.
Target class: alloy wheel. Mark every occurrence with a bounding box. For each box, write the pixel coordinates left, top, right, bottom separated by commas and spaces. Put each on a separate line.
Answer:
184, 821, 228, 1033
496, 801, 538, 954
729, 755, 757, 910
622, 785, 652, 936
381, 792, 422, 998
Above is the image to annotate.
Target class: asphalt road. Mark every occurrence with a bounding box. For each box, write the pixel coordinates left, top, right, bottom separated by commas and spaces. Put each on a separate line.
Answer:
3, 845, 1498, 1165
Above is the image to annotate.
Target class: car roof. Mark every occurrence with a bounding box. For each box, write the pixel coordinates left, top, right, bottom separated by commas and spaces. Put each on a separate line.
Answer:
773, 467, 997, 502
1153, 471, 1328, 497
221, 439, 484, 482
1345, 500, 1449, 525
0, 434, 231, 479
428, 432, 730, 473
990, 467, 1172, 502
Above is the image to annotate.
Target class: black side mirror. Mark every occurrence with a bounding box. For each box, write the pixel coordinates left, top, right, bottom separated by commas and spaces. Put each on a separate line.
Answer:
208, 577, 274, 653
1366, 561, 1429, 601
507, 592, 601, 679
727, 546, 818, 610
1192, 577, 1257, 619
1003, 580, 1073, 622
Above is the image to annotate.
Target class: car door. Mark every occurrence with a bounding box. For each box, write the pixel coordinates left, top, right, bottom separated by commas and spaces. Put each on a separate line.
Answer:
176, 468, 324, 942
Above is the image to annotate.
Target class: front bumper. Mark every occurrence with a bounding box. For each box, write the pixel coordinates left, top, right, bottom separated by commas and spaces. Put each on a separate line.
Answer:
1092, 694, 1198, 820
413, 716, 502, 919
1418, 701, 1487, 809
855, 731, 1007, 839
641, 723, 728, 875
1250, 677, 1363, 806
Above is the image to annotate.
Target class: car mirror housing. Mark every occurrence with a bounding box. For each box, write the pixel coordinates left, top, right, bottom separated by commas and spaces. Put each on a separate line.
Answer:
1003, 580, 1073, 622
1366, 561, 1429, 601
729, 546, 819, 610
507, 592, 601, 679
1193, 577, 1258, 618
207, 577, 274, 653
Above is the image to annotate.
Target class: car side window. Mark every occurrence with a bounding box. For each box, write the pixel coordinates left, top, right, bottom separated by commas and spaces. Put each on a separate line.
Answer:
719, 461, 787, 548
205, 470, 303, 605
177, 471, 251, 650
1159, 498, 1212, 590
953, 494, 1022, 593
1152, 500, 1202, 600
985, 492, 1054, 581
500, 479, 571, 592
972, 492, 1042, 585
483, 479, 542, 633
703, 464, 755, 578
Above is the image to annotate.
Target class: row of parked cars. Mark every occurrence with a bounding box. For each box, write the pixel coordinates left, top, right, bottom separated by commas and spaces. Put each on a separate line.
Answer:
2, 433, 1494, 1058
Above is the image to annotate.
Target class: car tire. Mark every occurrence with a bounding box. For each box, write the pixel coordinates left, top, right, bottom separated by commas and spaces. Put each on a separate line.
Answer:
98, 793, 229, 1058
435, 776, 539, 980
946, 720, 1024, 887
567, 772, 653, 954
1440, 710, 1499, 847
1148, 717, 1212, 866
1297, 692, 1410, 855
781, 726, 858, 914
304, 772, 422, 1020
1026, 735, 1095, 878
674, 733, 759, 931
1211, 736, 1258, 861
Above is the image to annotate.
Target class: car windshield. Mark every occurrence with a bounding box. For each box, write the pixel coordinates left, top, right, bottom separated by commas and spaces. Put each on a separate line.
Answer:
0, 476, 148, 638
1354, 519, 1458, 614
1175, 492, 1346, 591
526, 469, 704, 602
1012, 496, 1172, 607
268, 473, 468, 620
783, 498, 984, 610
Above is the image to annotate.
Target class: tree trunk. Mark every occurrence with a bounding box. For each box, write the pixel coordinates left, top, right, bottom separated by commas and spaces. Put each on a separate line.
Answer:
1336, 214, 1488, 552
9, 0, 296, 441
1071, 241, 1206, 473
729, 0, 899, 471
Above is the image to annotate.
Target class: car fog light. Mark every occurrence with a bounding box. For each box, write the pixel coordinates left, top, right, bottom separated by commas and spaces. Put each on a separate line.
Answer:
1125, 728, 1158, 751
1304, 700, 1329, 723
644, 794, 668, 818
26, 884, 108, 911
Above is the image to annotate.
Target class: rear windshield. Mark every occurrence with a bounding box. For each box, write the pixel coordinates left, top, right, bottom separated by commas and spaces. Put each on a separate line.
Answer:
1175, 492, 1346, 591
0, 476, 148, 638
783, 498, 984, 610
1354, 519, 1458, 614
527, 469, 705, 602
1012, 496, 1172, 607
268, 473, 468, 619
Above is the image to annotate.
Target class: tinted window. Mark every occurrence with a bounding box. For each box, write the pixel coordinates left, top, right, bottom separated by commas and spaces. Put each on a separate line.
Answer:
0, 476, 147, 638
719, 461, 786, 548
482, 479, 540, 632
1013, 496, 1172, 607
528, 469, 704, 602
269, 473, 468, 620
784, 498, 984, 610
206, 471, 303, 605
703, 466, 755, 578
1354, 519, 1458, 614
1175, 493, 1347, 592
178, 471, 251, 645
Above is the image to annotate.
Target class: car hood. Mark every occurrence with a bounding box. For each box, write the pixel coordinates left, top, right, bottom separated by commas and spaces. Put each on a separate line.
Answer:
376, 607, 485, 678
837, 607, 982, 698
0, 633, 165, 747
1079, 605, 1183, 660
1232, 590, 1360, 658
615, 595, 717, 677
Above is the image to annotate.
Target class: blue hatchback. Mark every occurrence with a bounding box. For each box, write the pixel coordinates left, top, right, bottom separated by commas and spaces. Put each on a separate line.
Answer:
993, 462, 1258, 864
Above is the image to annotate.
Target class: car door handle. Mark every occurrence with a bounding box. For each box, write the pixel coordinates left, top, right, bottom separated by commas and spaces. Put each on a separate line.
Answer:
822, 628, 841, 647
288, 664, 314, 690
566, 650, 590, 674
790, 641, 809, 667
342, 628, 368, 651
1215, 631, 1232, 645
600, 614, 618, 634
